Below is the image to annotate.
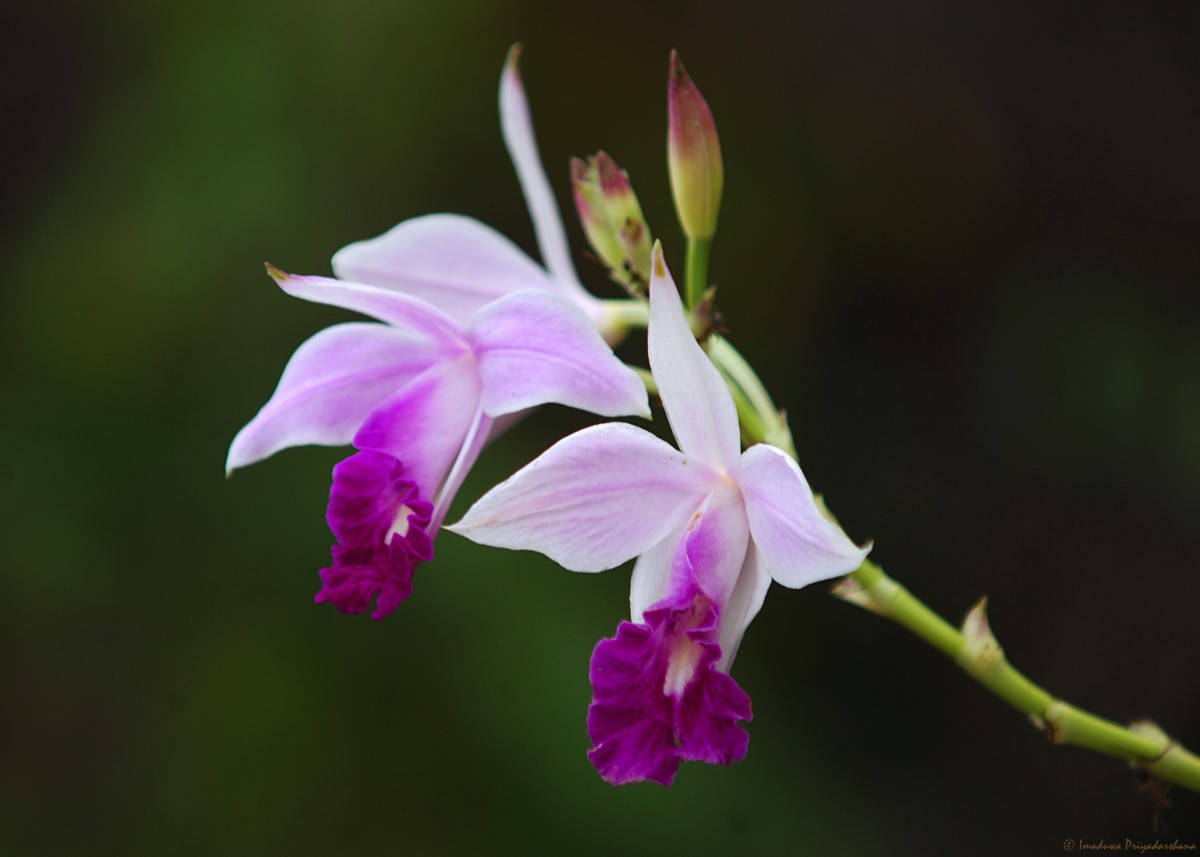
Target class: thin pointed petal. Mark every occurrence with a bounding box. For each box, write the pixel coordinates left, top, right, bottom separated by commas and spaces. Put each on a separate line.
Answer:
715, 541, 771, 672
331, 214, 559, 321
227, 323, 444, 471
449, 422, 715, 572
629, 533, 677, 624
647, 247, 740, 470
499, 44, 577, 286
469, 291, 649, 418
428, 408, 493, 532
353, 357, 482, 498
731, 444, 870, 588
269, 267, 465, 346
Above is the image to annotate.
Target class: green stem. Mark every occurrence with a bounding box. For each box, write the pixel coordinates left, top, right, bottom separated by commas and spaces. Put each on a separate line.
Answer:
704, 335, 795, 455
630, 365, 657, 397
685, 237, 711, 309
836, 560, 1200, 791
720, 370, 770, 447
597, 298, 649, 340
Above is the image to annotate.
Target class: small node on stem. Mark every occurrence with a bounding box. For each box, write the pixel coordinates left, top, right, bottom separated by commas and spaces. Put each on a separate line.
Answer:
1039, 703, 1068, 744
1129, 719, 1171, 752
832, 572, 897, 617
689, 286, 720, 340
956, 597, 1004, 677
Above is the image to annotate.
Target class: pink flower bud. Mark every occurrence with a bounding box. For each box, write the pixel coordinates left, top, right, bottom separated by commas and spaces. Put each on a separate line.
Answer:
668, 51, 723, 241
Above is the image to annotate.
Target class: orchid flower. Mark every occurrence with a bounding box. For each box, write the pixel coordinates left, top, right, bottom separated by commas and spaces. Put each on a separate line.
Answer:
451, 246, 870, 785
227, 267, 648, 620
329, 46, 636, 340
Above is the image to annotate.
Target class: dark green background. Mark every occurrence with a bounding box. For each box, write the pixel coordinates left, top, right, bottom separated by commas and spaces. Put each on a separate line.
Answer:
4, 1, 1198, 854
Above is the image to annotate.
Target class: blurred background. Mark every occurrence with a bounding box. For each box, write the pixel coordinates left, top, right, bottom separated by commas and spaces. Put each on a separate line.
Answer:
3, 0, 1198, 854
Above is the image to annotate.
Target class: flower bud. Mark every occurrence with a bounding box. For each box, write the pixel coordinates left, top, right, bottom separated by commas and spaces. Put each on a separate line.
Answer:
571, 152, 653, 289
668, 50, 723, 241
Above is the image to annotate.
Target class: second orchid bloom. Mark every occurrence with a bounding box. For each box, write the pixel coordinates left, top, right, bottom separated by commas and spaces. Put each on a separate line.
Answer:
228, 269, 647, 619
452, 247, 869, 785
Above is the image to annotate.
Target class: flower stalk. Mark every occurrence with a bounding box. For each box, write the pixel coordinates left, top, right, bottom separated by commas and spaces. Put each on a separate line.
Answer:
704, 334, 795, 454
832, 561, 1200, 791
597, 298, 650, 335
685, 237, 711, 310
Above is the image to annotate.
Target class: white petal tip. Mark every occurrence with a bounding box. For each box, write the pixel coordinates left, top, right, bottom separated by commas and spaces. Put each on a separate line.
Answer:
224, 447, 248, 476
224, 444, 242, 475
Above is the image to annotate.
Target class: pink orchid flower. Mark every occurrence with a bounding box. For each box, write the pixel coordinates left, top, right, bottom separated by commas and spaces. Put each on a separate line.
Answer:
227, 268, 647, 620
451, 246, 869, 785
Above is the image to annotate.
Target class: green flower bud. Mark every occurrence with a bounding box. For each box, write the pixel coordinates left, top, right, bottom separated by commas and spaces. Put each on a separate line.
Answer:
571, 152, 653, 289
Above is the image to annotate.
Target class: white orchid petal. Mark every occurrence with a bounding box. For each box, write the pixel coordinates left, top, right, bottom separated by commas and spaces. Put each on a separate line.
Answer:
499, 45, 578, 287
647, 247, 740, 471
331, 214, 558, 321
470, 291, 649, 419
430, 409, 493, 532
226, 323, 444, 472
270, 268, 465, 346
732, 444, 870, 588
716, 541, 772, 672
449, 422, 715, 572
629, 532, 678, 623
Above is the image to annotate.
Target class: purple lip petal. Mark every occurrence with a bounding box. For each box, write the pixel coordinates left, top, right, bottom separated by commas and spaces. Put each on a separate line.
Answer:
587, 619, 680, 786
586, 589, 751, 786
316, 449, 434, 620
674, 644, 752, 766
315, 560, 413, 621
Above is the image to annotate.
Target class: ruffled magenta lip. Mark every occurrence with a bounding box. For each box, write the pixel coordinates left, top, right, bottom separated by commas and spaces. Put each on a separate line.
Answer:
585, 587, 752, 786
315, 449, 434, 621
